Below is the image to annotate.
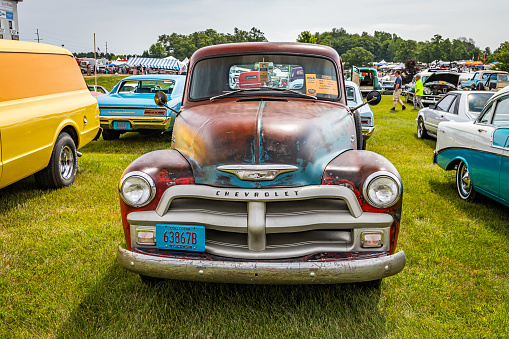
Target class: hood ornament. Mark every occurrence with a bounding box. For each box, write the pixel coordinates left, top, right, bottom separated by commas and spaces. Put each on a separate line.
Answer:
217, 164, 298, 181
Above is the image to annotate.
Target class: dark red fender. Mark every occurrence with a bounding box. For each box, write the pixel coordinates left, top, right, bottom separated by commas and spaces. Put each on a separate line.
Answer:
322, 150, 403, 254
119, 150, 194, 250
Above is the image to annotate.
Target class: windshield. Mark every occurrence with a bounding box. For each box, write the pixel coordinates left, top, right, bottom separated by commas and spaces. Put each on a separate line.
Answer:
117, 79, 175, 94
190, 54, 339, 101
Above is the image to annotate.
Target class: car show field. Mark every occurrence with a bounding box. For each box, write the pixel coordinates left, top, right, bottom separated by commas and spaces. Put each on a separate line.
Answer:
1, 74, 508, 337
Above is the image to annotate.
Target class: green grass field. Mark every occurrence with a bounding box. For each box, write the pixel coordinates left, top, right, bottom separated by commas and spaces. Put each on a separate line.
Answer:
1, 77, 508, 338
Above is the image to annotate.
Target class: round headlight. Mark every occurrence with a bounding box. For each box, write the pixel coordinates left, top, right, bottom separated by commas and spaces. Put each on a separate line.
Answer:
119, 171, 156, 207
424, 87, 431, 95
363, 171, 402, 208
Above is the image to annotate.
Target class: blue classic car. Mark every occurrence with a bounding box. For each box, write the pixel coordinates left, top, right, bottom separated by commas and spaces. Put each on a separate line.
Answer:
97, 75, 185, 139
434, 86, 509, 205
345, 80, 375, 149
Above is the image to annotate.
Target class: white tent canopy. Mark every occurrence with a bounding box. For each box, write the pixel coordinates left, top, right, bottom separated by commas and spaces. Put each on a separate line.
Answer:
127, 57, 180, 70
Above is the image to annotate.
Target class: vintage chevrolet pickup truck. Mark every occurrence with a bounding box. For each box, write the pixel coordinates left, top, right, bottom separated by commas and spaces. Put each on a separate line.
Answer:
116, 42, 405, 285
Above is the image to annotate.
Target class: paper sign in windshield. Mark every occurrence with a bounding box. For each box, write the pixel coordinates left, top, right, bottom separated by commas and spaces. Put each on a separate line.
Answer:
305, 74, 338, 96
259, 62, 269, 82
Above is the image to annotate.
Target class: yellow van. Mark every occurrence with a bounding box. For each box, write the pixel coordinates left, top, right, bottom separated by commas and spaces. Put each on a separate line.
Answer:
0, 40, 100, 189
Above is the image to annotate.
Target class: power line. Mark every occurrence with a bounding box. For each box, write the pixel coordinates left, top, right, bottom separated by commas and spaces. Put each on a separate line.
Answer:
34, 29, 42, 43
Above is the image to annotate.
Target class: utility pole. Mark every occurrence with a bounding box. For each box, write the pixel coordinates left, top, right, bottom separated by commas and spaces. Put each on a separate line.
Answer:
105, 42, 108, 55
34, 29, 42, 43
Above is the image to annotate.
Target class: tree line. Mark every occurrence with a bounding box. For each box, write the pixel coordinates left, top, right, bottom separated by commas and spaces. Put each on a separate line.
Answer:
73, 27, 509, 72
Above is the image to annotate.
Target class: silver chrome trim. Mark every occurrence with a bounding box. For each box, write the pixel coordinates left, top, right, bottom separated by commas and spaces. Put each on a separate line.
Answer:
155, 185, 363, 218
362, 171, 402, 208
117, 246, 406, 284
362, 126, 375, 140
217, 164, 298, 181
119, 171, 156, 208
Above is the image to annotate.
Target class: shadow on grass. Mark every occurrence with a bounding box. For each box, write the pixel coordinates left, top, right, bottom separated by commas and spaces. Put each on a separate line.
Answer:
57, 264, 387, 338
414, 135, 436, 150
0, 176, 55, 214
429, 178, 509, 237
81, 132, 171, 155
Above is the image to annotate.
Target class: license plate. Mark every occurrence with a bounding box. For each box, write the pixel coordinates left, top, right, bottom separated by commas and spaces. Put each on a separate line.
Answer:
156, 224, 205, 252
113, 121, 130, 130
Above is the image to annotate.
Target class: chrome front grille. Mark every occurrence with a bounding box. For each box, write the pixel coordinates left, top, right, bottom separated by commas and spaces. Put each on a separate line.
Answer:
127, 185, 394, 259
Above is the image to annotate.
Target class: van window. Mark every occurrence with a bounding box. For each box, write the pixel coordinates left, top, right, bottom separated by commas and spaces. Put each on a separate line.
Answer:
0, 53, 86, 102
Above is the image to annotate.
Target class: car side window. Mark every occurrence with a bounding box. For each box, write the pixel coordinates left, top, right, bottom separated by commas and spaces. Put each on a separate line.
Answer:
479, 103, 495, 124
492, 96, 509, 127
447, 96, 458, 114
436, 94, 455, 112
472, 73, 478, 81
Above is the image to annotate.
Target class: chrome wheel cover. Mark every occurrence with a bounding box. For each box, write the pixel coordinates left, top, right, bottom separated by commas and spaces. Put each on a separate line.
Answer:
59, 145, 75, 180
417, 120, 423, 137
458, 163, 471, 197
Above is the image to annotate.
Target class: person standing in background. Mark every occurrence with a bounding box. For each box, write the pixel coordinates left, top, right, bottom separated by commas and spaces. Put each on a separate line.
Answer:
391, 70, 406, 111
413, 74, 424, 109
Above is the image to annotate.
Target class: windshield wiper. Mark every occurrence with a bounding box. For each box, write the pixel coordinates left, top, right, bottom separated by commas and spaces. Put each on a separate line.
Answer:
210, 88, 260, 101
209, 86, 317, 102
263, 86, 317, 100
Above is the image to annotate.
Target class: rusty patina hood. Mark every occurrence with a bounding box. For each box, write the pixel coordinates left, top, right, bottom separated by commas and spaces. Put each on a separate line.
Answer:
172, 100, 354, 188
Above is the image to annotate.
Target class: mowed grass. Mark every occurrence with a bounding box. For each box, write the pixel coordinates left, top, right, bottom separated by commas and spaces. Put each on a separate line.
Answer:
1, 78, 509, 338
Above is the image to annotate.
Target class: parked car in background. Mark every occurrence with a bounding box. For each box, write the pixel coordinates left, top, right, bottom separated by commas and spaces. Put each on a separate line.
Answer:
404, 71, 460, 105
351, 67, 382, 94
434, 86, 509, 206
0, 40, 100, 189
238, 71, 264, 88
416, 90, 494, 139
460, 70, 509, 90
97, 74, 185, 140
475, 72, 509, 91
87, 84, 109, 97
116, 42, 405, 286
345, 80, 377, 149
380, 75, 395, 94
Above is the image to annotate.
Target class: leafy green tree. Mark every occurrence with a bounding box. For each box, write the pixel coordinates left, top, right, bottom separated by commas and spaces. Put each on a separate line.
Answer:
395, 40, 418, 62
342, 47, 374, 68
451, 39, 468, 61
418, 41, 433, 63
317, 32, 332, 47
149, 42, 167, 58
430, 34, 443, 61
492, 42, 509, 72
297, 31, 317, 44
157, 28, 267, 60
441, 38, 453, 61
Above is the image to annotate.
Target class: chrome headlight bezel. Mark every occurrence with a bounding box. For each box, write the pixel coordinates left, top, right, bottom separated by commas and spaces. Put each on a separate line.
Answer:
362, 171, 402, 209
119, 171, 156, 207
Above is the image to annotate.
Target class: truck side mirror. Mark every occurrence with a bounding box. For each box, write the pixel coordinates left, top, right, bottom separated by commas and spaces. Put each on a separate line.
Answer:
154, 91, 168, 107
366, 90, 382, 106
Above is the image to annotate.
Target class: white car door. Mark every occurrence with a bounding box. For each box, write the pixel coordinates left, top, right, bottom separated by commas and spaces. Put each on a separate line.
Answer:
426, 94, 458, 134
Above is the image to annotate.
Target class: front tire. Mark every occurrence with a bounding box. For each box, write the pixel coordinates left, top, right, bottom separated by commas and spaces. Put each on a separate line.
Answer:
417, 117, 428, 139
406, 93, 412, 103
34, 132, 77, 189
456, 161, 477, 201
353, 110, 363, 150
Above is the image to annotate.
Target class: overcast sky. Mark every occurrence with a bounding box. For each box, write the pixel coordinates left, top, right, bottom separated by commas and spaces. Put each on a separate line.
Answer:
18, 0, 509, 58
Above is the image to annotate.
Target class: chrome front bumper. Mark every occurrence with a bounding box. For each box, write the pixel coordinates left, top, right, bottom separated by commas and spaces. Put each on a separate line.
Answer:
362, 126, 375, 140
100, 116, 172, 131
117, 246, 406, 284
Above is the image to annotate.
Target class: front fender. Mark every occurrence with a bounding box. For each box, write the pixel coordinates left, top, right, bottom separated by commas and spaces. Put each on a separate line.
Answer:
322, 150, 403, 253
119, 149, 194, 249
